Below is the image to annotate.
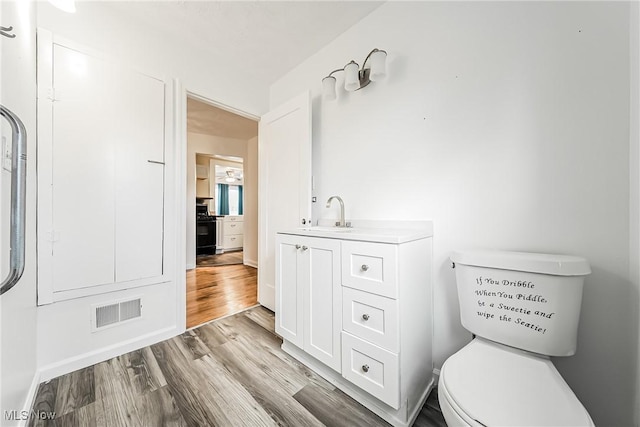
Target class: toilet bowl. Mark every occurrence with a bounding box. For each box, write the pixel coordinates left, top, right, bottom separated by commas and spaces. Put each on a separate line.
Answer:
438, 338, 593, 426
442, 250, 594, 427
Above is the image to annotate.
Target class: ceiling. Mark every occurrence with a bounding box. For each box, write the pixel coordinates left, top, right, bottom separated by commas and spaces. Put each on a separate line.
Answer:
187, 97, 258, 139
109, 1, 384, 139
104, 1, 384, 91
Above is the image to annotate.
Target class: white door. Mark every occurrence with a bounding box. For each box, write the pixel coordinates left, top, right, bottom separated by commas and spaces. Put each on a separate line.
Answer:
49, 43, 116, 291
258, 92, 311, 311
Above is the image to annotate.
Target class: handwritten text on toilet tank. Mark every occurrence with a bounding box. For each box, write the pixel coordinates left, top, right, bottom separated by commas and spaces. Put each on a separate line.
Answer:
474, 276, 553, 334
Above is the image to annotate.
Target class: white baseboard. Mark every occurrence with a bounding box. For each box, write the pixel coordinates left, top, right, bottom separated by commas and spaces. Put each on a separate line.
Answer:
244, 259, 258, 268
14, 370, 42, 427
186, 263, 196, 270
38, 326, 181, 382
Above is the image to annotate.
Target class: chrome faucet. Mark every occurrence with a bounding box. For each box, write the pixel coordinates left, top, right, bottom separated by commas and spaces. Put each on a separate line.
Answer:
326, 195, 348, 227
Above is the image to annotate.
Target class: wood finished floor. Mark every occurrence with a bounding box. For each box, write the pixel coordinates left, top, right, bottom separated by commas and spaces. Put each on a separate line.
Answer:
29, 307, 447, 427
186, 264, 258, 329
196, 251, 244, 267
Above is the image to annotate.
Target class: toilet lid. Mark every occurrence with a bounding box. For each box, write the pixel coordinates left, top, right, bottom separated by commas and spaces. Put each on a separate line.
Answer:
441, 338, 593, 426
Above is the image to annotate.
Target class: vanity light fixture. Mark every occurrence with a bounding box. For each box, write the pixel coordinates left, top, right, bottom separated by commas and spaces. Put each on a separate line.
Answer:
322, 48, 387, 101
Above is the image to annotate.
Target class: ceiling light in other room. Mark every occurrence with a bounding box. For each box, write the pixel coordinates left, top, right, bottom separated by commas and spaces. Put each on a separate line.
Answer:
321, 48, 387, 100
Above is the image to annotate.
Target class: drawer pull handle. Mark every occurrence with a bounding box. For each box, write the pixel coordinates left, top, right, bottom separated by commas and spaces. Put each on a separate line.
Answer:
362, 364, 369, 373
295, 245, 301, 249
362, 314, 370, 321
302, 246, 308, 251
361, 264, 369, 272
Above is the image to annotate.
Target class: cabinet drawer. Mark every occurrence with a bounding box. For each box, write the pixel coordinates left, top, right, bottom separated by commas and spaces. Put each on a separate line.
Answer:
223, 234, 243, 248
341, 241, 397, 298
223, 221, 243, 236
343, 287, 399, 353
342, 332, 399, 409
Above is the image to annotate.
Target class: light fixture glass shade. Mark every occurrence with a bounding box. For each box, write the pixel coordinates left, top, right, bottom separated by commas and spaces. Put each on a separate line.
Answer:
344, 61, 360, 92
322, 76, 337, 101
48, 0, 76, 13
368, 49, 387, 82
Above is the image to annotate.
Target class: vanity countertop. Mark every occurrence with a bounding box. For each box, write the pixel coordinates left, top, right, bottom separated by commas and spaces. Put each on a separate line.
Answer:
278, 220, 433, 244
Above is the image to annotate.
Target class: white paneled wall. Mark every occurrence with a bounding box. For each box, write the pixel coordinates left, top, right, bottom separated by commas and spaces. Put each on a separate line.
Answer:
35, 1, 268, 377
270, 2, 637, 425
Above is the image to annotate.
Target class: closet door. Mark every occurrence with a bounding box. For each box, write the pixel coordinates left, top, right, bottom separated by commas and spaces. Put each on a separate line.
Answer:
38, 32, 166, 299
114, 67, 165, 283
50, 44, 116, 291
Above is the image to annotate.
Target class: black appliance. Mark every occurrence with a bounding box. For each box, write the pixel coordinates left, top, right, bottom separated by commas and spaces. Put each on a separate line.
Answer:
196, 203, 217, 255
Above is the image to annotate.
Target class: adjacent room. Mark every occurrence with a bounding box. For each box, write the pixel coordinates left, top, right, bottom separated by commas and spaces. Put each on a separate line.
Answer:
186, 96, 259, 327
1, 1, 639, 427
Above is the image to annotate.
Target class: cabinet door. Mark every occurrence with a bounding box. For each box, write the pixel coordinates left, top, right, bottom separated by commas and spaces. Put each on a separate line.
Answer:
115, 70, 165, 282
303, 237, 342, 373
49, 44, 116, 291
38, 36, 166, 297
275, 234, 303, 348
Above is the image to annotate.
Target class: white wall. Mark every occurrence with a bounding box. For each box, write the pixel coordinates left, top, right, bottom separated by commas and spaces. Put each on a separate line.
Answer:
37, 283, 178, 379
244, 136, 259, 267
632, 2, 640, 425
34, 1, 269, 378
0, 1, 39, 420
195, 155, 210, 197
270, 2, 637, 425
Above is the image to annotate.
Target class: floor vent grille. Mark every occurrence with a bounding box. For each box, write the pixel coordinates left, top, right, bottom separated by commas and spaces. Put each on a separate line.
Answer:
93, 297, 142, 331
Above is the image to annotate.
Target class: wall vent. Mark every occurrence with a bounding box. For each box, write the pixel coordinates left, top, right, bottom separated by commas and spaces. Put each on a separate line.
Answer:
92, 297, 142, 331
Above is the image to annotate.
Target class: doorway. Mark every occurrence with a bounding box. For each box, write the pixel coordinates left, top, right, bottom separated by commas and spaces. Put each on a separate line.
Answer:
185, 95, 259, 328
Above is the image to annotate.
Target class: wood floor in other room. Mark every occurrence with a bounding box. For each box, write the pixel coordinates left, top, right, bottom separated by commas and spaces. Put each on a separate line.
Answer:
186, 264, 258, 328
196, 250, 244, 267
29, 307, 447, 427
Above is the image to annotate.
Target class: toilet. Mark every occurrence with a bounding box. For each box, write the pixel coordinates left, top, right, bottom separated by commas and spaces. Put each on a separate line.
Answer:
439, 250, 594, 426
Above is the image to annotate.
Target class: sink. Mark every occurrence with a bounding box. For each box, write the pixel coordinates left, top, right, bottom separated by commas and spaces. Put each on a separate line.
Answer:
280, 220, 434, 244
301, 226, 353, 233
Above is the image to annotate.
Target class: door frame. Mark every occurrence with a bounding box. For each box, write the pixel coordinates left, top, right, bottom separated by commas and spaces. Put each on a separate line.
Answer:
174, 80, 259, 331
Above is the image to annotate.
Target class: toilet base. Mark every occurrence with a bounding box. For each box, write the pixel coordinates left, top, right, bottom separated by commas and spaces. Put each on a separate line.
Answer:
438, 373, 482, 427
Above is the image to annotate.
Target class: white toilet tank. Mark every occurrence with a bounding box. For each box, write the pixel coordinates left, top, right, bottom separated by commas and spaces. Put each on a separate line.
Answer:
451, 250, 591, 357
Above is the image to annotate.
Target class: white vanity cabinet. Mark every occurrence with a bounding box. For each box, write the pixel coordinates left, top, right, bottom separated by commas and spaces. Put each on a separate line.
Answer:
276, 223, 433, 427
340, 239, 431, 411
275, 234, 342, 372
